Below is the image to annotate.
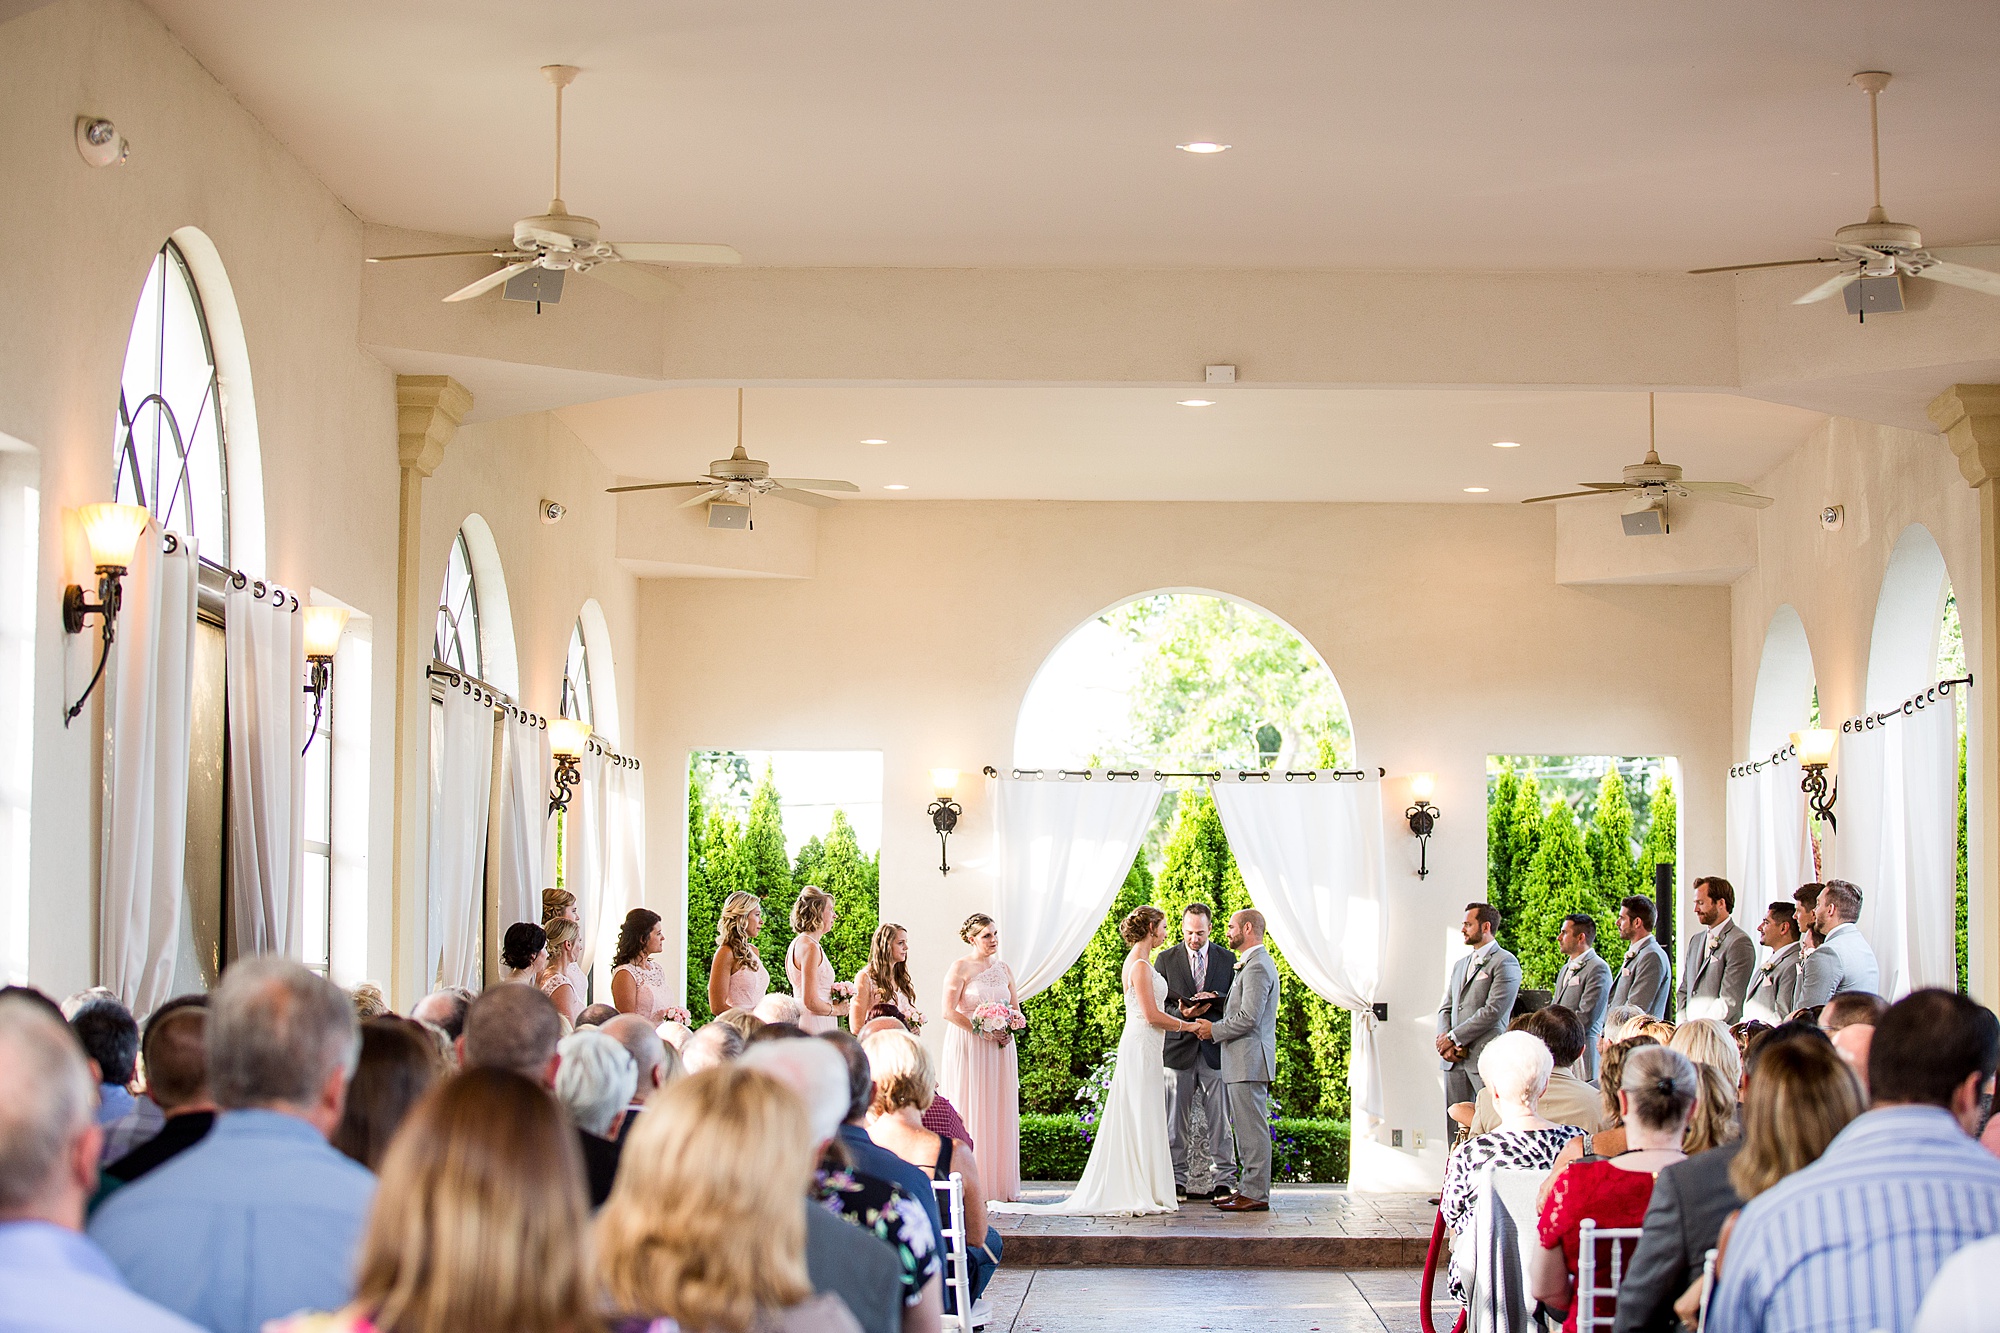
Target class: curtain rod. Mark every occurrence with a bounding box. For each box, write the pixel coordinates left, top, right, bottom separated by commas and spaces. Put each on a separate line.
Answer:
1730, 742, 1798, 780
163, 533, 299, 611
423, 662, 640, 770
1840, 674, 1973, 735
983, 765, 1382, 782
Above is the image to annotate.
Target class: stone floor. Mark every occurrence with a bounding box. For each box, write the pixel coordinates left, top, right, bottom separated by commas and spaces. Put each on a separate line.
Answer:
981, 1267, 1429, 1332
995, 1185, 1438, 1268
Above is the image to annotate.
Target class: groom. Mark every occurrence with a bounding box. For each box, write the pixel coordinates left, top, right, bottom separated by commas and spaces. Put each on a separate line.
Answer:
1194, 908, 1280, 1213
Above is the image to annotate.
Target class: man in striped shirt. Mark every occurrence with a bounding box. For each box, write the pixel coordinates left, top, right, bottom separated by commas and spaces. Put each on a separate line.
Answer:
1712, 989, 2000, 1333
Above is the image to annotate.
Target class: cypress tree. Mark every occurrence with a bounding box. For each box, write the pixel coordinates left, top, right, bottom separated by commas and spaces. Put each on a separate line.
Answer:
1584, 769, 1637, 972
738, 764, 796, 982
1488, 762, 1520, 929
808, 810, 880, 985
1500, 773, 1543, 955
1638, 776, 1678, 892
1518, 798, 1597, 988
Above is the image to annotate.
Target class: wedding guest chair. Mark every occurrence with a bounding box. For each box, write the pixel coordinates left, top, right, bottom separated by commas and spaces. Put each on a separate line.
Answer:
931, 1171, 978, 1331
1574, 1218, 1644, 1331
1462, 1165, 1546, 1333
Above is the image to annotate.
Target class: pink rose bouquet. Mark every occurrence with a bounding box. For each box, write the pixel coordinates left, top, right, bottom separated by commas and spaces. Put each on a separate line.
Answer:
971, 1002, 1027, 1036
830, 981, 857, 1002
658, 1005, 693, 1028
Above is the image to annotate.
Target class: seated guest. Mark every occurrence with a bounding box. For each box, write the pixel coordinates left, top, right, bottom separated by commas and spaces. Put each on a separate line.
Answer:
1729, 1019, 1773, 1070
1465, 1006, 1603, 1136
744, 1037, 940, 1333
753, 1021, 811, 1044
407, 987, 473, 1042
1668, 1017, 1742, 1154
1668, 1017, 1740, 1087
597, 1066, 863, 1333
555, 1029, 638, 1207
104, 1001, 215, 1189
716, 1008, 768, 1043
1533, 1046, 1698, 1331
858, 1014, 976, 1149
88, 959, 375, 1333
457, 983, 562, 1087
269, 1069, 598, 1333
1712, 989, 2000, 1333
0, 995, 204, 1333
347, 982, 390, 1020
864, 1029, 1004, 1315
1546, 1035, 1660, 1183
71, 995, 159, 1163
602, 1013, 677, 1136
658, 1017, 694, 1050
1820, 990, 1889, 1034
822, 1030, 945, 1243
576, 1002, 620, 1028
1635, 1019, 1676, 1046
1599, 1004, 1648, 1062
1440, 1030, 1589, 1302
681, 1021, 746, 1073
499, 921, 549, 985
331, 1017, 445, 1171
756, 992, 808, 1028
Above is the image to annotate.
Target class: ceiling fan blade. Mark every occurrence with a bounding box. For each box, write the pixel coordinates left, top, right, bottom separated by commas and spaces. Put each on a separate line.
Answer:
768, 478, 862, 492
1690, 488, 1775, 509
1521, 490, 1616, 504
579, 261, 676, 300
1912, 261, 2000, 298
679, 488, 724, 509
1686, 257, 1837, 275
1793, 270, 1862, 305
768, 486, 837, 509
368, 249, 515, 263
609, 242, 744, 265
605, 480, 711, 495
443, 261, 536, 303
1682, 481, 1758, 493
1578, 482, 1635, 490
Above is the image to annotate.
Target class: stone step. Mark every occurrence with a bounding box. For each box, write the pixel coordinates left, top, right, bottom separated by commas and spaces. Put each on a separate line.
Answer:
1003, 1230, 1429, 1269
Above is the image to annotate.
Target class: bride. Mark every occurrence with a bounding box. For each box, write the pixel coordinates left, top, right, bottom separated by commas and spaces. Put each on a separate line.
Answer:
994, 904, 1198, 1216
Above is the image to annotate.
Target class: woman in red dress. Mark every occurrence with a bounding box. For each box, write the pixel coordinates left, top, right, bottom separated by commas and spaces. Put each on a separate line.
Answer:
1532, 1045, 1700, 1333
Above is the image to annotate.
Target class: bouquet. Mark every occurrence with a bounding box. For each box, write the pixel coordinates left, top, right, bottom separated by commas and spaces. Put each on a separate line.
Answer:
830, 981, 857, 1003
904, 1006, 927, 1034
971, 1002, 1026, 1036
657, 1005, 693, 1028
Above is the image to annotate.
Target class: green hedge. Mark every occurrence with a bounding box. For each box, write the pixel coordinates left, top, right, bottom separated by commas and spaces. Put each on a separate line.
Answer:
1020, 1113, 1350, 1184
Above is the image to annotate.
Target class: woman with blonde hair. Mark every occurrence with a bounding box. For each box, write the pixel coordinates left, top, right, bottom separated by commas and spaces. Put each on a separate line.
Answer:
270, 1068, 598, 1333
1670, 1017, 1743, 1088
939, 913, 1021, 1201
611, 909, 669, 1023
540, 917, 587, 1025
597, 1066, 860, 1333
707, 891, 770, 1018
543, 887, 578, 926
784, 887, 840, 1034
1669, 1018, 1742, 1154
851, 922, 921, 1032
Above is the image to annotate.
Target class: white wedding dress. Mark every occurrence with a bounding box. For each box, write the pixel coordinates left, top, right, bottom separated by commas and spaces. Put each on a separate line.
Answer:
993, 957, 1177, 1216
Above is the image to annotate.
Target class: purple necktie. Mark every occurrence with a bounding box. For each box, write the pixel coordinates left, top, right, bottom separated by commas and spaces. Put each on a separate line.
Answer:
1192, 947, 1206, 990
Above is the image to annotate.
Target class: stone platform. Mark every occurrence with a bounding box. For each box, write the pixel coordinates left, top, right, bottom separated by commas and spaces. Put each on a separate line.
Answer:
993, 1185, 1438, 1269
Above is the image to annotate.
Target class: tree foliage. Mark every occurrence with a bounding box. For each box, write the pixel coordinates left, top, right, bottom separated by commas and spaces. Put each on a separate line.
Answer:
1516, 798, 1600, 988
739, 764, 797, 982
1638, 776, 1678, 888
1018, 856, 1153, 1113
791, 809, 881, 986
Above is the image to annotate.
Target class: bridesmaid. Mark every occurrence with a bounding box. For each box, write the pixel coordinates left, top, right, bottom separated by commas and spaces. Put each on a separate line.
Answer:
940, 913, 1021, 1201
707, 890, 771, 1016
610, 908, 668, 1022
851, 922, 921, 1032
785, 887, 840, 1034
539, 917, 586, 1025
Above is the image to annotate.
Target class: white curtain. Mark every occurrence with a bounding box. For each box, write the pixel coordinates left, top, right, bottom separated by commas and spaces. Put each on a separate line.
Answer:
594, 761, 647, 993
992, 773, 1163, 999
223, 583, 306, 959
1725, 760, 1813, 916
1838, 704, 1959, 998
428, 685, 496, 990
1210, 773, 1388, 1135
566, 750, 608, 983
492, 714, 551, 936
100, 526, 197, 1016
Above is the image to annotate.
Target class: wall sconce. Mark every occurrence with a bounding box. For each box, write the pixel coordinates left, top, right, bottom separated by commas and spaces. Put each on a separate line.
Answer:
928, 768, 962, 876
548, 718, 592, 815
300, 605, 350, 755
61, 503, 151, 726
1792, 728, 1838, 832
1405, 772, 1439, 879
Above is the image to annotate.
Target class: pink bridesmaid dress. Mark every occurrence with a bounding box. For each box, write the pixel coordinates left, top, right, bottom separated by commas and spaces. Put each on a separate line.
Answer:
940, 959, 1020, 1200
614, 957, 668, 1022
725, 953, 770, 1012
786, 934, 838, 1034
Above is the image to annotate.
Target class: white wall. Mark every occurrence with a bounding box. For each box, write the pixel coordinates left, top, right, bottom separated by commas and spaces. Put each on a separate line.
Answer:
637, 498, 1732, 1185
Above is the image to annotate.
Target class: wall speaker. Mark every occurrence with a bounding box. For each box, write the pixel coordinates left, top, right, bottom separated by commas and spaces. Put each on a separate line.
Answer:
707, 502, 751, 530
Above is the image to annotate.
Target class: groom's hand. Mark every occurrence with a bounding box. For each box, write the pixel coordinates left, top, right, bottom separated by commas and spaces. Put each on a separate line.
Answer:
1193, 1019, 1213, 1041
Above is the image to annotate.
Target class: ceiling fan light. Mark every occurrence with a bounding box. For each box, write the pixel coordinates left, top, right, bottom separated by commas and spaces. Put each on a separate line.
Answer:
1176, 142, 1230, 154
1491, 441, 1521, 449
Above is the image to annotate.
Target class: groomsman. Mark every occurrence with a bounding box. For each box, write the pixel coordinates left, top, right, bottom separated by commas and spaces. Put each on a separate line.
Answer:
1155, 903, 1236, 1201
1677, 876, 1756, 1024
1608, 895, 1672, 1018
1435, 903, 1520, 1138
1743, 901, 1806, 1024
1550, 914, 1612, 1081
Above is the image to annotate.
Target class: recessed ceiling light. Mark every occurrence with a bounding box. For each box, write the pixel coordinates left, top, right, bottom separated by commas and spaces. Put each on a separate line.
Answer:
883, 484, 909, 491
1177, 399, 1215, 407
860, 438, 888, 445
1176, 142, 1231, 154
1463, 487, 1490, 494
1490, 441, 1522, 449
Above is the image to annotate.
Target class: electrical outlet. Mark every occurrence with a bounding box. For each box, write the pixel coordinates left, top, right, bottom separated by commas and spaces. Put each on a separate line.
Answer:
1391, 1128, 1404, 1147
1414, 1130, 1427, 1150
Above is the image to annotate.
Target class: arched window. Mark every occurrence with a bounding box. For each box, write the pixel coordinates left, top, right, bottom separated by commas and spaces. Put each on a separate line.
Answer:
561, 618, 594, 726
434, 531, 481, 674
113, 241, 229, 561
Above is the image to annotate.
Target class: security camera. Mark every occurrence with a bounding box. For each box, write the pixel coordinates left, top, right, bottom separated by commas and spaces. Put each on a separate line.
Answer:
76, 117, 129, 168
540, 500, 566, 525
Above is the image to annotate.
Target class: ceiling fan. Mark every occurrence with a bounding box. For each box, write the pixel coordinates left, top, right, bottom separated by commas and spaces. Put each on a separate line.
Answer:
1521, 394, 1774, 510
605, 390, 861, 510
366, 65, 742, 303
1688, 72, 2000, 308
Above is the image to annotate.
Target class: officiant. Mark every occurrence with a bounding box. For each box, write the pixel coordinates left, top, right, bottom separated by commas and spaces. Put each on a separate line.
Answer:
1155, 902, 1237, 1202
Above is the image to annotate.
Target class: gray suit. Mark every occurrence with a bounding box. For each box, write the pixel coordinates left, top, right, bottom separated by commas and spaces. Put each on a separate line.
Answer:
1677, 916, 1757, 1024
805, 1201, 902, 1333
1613, 1142, 1743, 1333
1608, 935, 1672, 1018
1797, 922, 1881, 1008
1436, 944, 1521, 1134
1550, 948, 1612, 1081
1208, 943, 1279, 1202
1743, 939, 1805, 1023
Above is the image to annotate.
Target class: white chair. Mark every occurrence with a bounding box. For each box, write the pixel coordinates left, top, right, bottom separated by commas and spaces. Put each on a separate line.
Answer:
1575, 1219, 1645, 1332
1695, 1246, 1718, 1331
1462, 1165, 1545, 1333
931, 1171, 978, 1331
